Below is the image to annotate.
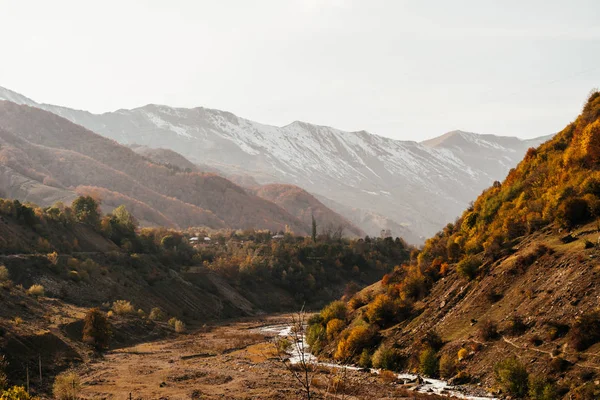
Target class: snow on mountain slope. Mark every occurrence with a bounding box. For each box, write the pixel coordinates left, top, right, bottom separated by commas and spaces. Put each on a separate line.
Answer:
0, 86, 551, 241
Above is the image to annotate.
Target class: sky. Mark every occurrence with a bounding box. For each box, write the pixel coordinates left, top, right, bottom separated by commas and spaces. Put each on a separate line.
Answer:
0, 0, 599, 141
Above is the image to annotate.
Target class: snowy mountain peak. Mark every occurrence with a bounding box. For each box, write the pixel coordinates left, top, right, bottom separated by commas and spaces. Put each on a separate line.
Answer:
0, 86, 37, 107
0, 85, 552, 241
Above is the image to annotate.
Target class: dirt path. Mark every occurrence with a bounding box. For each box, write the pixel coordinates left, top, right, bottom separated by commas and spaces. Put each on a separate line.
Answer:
501, 336, 600, 371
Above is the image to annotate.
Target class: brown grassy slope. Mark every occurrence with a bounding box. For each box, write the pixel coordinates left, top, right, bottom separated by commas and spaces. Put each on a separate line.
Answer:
253, 183, 365, 237
0, 128, 224, 229
129, 144, 202, 171
379, 225, 600, 387
0, 214, 287, 392
0, 101, 308, 234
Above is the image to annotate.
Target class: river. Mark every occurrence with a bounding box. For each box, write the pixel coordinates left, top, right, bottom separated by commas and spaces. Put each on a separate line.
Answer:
257, 323, 498, 400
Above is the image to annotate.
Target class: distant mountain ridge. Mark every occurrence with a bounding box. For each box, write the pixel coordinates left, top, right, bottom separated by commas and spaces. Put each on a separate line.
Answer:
0, 101, 367, 235
0, 86, 552, 241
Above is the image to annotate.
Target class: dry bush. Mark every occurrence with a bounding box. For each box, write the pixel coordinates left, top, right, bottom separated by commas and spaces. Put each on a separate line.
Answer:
568, 310, 600, 351
83, 308, 111, 351
348, 295, 365, 311
149, 307, 166, 321
52, 370, 81, 400
529, 335, 543, 346
457, 348, 468, 361
478, 320, 499, 341
174, 319, 186, 333
0, 386, 40, 400
439, 353, 457, 379
47, 251, 59, 265
0, 266, 9, 283
379, 370, 397, 383
166, 317, 186, 333
372, 343, 404, 371
486, 288, 504, 303
27, 284, 44, 297
67, 270, 80, 282
505, 315, 528, 336
549, 357, 570, 374
544, 320, 569, 341
112, 300, 135, 315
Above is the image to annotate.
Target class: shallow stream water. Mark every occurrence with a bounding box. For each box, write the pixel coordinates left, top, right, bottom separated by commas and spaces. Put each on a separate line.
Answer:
257, 324, 497, 400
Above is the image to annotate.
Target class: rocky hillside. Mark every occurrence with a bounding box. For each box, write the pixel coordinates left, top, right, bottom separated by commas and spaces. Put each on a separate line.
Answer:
0, 86, 550, 241
307, 91, 600, 398
0, 101, 311, 234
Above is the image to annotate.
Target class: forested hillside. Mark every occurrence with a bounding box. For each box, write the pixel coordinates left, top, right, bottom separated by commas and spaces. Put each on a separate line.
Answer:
307, 91, 600, 399
0, 194, 411, 395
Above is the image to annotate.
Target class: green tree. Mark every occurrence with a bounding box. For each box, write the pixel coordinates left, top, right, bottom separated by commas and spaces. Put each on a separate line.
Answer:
113, 205, 138, 232
161, 234, 177, 250
419, 347, 439, 377
72, 196, 101, 228
311, 214, 317, 243
439, 353, 457, 379
494, 357, 529, 398
456, 256, 481, 281
82, 308, 111, 351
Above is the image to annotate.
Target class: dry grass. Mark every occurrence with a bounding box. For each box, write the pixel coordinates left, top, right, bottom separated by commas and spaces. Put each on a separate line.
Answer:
112, 300, 135, 315
27, 284, 45, 297
379, 369, 397, 383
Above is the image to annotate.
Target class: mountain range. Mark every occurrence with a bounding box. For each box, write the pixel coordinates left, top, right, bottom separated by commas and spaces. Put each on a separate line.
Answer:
0, 100, 371, 236
0, 86, 551, 242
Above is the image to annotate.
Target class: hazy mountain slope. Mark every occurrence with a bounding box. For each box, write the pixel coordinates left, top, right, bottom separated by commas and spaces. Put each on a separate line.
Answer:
129, 144, 225, 175
314, 193, 423, 244
253, 183, 365, 237
0, 101, 310, 234
421, 130, 554, 185
0, 86, 550, 241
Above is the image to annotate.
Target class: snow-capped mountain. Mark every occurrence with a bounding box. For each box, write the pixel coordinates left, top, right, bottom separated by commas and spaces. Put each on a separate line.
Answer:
0, 86, 551, 241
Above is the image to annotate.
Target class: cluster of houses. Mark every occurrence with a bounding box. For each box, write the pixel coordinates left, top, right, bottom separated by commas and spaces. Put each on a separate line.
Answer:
187, 232, 286, 248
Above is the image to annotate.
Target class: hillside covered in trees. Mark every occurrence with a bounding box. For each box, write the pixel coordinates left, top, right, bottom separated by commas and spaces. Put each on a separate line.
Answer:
0, 193, 411, 396
307, 91, 600, 399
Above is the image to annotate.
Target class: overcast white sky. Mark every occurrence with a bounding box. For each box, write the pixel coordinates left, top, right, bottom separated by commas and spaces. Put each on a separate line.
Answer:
1, 0, 599, 141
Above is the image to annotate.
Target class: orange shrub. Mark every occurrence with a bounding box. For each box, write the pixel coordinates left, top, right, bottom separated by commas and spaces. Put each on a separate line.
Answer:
326, 319, 345, 341
334, 325, 374, 361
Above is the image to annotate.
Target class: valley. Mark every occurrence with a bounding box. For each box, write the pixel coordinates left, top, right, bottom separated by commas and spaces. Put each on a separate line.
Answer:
2, 2, 599, 399
73, 314, 461, 400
